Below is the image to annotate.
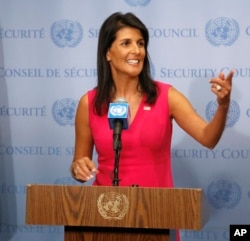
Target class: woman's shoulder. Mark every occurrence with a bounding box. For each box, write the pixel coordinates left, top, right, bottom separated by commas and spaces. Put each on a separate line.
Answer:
154, 80, 172, 89
87, 87, 97, 97
77, 87, 96, 105
77, 88, 96, 108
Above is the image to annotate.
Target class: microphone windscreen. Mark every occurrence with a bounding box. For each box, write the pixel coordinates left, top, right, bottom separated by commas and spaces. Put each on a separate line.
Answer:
108, 98, 129, 130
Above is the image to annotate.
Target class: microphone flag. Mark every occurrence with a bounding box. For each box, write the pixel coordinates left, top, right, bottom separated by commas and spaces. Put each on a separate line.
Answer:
108, 98, 129, 130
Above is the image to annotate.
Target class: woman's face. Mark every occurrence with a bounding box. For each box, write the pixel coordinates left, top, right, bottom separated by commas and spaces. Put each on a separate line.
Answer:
106, 27, 146, 80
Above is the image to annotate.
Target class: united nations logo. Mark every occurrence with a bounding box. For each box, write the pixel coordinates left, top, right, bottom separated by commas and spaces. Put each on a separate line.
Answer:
205, 100, 240, 127
110, 105, 127, 116
97, 192, 129, 220
125, 0, 151, 7
205, 17, 240, 46
207, 180, 241, 209
51, 20, 83, 47
52, 98, 78, 126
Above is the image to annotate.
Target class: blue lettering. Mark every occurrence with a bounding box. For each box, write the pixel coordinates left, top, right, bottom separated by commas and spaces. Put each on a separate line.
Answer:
88, 28, 99, 38
160, 68, 216, 79
221, 149, 250, 159
0, 224, 63, 233
0, 145, 48, 155
48, 146, 62, 156
0, 106, 46, 117
0, 28, 45, 39
0, 183, 26, 194
65, 147, 74, 156
148, 28, 198, 38
221, 67, 250, 77
0, 68, 44, 78
64, 68, 97, 78
46, 68, 61, 77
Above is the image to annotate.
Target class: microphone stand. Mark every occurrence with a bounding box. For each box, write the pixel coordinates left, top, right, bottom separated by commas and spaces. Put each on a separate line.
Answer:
112, 120, 122, 186
113, 147, 121, 186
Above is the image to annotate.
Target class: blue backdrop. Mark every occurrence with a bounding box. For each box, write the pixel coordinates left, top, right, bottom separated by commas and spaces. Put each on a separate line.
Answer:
0, 0, 250, 240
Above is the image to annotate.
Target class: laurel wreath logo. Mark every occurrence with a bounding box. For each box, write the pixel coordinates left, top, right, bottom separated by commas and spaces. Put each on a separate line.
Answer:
97, 192, 129, 220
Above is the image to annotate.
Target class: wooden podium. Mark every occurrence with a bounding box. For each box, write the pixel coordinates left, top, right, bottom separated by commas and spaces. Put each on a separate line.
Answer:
26, 185, 209, 241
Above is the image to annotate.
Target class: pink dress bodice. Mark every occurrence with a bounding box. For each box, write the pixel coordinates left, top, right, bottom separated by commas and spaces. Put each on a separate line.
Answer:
88, 81, 173, 187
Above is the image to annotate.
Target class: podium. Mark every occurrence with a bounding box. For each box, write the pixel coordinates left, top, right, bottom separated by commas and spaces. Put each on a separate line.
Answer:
26, 184, 209, 241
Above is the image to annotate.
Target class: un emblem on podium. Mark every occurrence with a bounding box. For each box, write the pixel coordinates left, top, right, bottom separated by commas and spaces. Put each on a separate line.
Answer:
97, 192, 129, 220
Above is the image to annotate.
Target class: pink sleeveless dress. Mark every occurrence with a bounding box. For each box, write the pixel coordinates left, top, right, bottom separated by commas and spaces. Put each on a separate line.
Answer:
88, 81, 173, 188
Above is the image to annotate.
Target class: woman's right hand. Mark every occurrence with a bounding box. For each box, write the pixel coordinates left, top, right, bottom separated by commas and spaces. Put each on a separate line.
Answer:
71, 157, 99, 182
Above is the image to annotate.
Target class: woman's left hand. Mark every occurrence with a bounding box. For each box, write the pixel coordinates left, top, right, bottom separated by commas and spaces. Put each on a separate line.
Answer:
210, 69, 234, 107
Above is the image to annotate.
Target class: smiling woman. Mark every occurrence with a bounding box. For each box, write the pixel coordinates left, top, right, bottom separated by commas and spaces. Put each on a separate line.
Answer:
70, 13, 233, 241
106, 27, 146, 81
71, 11, 233, 184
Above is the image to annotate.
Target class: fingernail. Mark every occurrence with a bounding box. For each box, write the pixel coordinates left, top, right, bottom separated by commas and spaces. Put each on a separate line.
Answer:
87, 175, 94, 180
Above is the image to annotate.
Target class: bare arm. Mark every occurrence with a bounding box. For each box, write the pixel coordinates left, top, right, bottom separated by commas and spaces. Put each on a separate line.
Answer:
169, 70, 234, 149
71, 94, 98, 181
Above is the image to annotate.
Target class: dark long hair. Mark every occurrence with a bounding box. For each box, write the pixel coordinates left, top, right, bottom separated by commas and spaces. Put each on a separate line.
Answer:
94, 12, 157, 115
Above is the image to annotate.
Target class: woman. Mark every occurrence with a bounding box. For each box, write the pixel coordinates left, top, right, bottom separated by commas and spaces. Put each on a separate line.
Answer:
71, 12, 234, 186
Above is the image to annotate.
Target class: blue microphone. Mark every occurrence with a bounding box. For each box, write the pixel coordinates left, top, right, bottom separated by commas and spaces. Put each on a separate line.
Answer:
108, 97, 129, 130
108, 98, 129, 151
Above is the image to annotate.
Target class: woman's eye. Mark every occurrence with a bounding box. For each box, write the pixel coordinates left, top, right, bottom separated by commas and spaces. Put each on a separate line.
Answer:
138, 41, 145, 47
121, 40, 130, 46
